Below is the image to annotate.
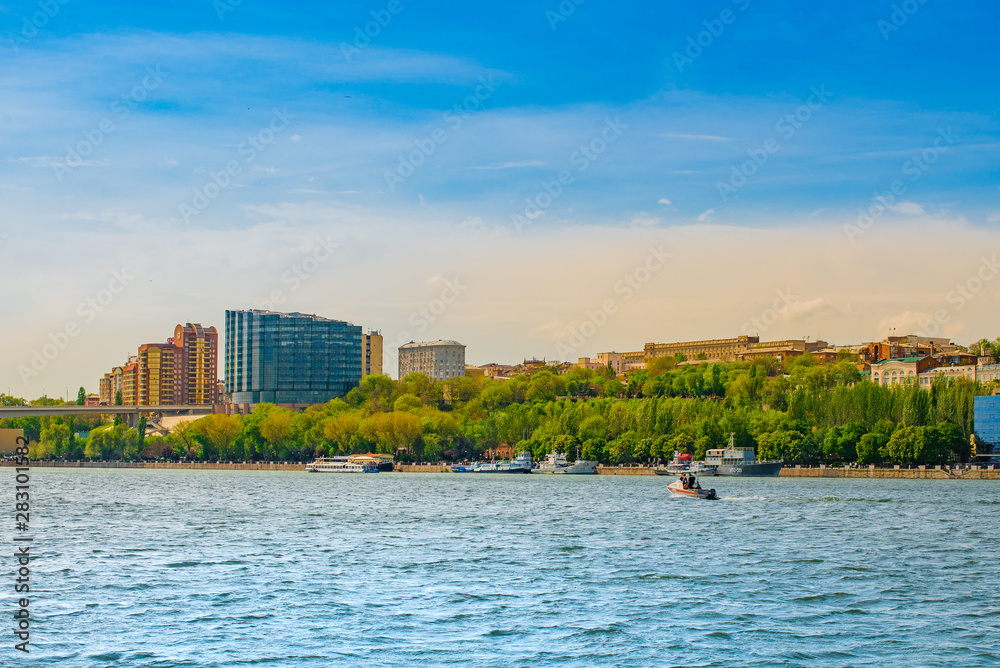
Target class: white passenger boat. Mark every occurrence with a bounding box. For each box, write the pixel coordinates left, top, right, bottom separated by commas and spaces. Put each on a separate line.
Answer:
305, 457, 379, 473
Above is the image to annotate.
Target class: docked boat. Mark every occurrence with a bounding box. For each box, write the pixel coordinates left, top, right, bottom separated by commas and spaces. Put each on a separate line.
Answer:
654, 454, 718, 477
348, 453, 394, 472
473, 452, 533, 473
450, 464, 475, 473
666, 475, 717, 500
306, 457, 379, 473
705, 434, 782, 477
532, 450, 598, 474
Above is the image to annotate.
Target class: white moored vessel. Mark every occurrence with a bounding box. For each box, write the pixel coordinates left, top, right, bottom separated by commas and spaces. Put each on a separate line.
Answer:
473, 452, 533, 473
306, 457, 379, 473
532, 450, 598, 474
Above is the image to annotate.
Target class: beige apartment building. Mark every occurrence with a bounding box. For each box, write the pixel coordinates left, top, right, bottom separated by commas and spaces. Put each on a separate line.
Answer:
363, 330, 384, 377
399, 340, 466, 380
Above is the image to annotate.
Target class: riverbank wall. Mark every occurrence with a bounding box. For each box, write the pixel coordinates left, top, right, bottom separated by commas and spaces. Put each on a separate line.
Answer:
5, 461, 999, 479
3, 461, 303, 471
779, 465, 1000, 480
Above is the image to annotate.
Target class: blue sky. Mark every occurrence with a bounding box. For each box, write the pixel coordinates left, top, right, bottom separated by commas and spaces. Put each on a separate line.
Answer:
2, 0, 998, 396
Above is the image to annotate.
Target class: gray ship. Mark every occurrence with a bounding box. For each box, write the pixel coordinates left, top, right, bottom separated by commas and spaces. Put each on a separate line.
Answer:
704, 434, 783, 477
532, 451, 598, 474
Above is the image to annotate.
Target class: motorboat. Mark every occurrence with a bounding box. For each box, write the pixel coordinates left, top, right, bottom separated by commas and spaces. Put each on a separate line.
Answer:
666, 475, 717, 500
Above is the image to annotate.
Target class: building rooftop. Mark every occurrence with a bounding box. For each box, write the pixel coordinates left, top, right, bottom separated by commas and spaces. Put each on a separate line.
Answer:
399, 340, 465, 349
871, 356, 931, 365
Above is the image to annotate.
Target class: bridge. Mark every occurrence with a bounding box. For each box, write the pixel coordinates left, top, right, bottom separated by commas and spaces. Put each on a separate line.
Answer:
0, 405, 214, 428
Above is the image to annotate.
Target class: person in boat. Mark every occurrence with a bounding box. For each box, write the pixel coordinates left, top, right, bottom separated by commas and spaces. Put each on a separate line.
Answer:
680, 474, 689, 489
691, 476, 701, 490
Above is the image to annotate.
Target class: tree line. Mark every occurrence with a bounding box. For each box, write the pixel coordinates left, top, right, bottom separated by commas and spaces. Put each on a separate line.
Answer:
2, 352, 993, 466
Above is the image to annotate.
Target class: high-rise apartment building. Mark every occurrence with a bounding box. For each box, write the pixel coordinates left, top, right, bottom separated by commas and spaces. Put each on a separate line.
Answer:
174, 323, 218, 405
138, 342, 178, 406
363, 330, 384, 377
225, 310, 363, 406
398, 340, 466, 380
98, 323, 218, 406
122, 357, 139, 405
100, 365, 124, 404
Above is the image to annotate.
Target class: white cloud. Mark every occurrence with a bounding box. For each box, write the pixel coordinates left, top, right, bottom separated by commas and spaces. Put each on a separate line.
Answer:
458, 217, 486, 230
988, 212, 1000, 223
628, 216, 659, 228
661, 133, 731, 141
290, 135, 302, 142
468, 160, 547, 170
657, 198, 672, 205
697, 208, 716, 223
888, 201, 925, 215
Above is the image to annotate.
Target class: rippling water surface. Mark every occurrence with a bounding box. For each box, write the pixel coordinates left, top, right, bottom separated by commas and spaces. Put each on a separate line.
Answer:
22, 470, 1000, 666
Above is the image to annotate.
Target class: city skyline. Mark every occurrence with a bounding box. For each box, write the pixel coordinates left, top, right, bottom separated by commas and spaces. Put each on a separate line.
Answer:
4, 0, 999, 398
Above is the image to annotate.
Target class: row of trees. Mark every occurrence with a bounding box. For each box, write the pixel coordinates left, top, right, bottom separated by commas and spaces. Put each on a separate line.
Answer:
3, 352, 994, 465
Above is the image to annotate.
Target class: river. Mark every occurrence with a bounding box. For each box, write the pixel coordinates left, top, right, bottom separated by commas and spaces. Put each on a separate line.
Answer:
24, 469, 1000, 666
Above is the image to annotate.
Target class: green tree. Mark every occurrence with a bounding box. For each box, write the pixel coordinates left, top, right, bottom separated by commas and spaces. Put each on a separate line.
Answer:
76, 387, 86, 405
260, 410, 293, 452
323, 412, 362, 455
393, 395, 423, 412
137, 415, 147, 456
199, 413, 243, 460
39, 421, 71, 458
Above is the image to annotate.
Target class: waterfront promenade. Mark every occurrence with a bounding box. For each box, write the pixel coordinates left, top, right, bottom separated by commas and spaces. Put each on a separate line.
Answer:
8, 461, 1000, 479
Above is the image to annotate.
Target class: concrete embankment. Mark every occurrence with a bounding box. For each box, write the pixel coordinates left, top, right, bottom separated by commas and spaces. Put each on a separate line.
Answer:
395, 464, 451, 473
3, 461, 303, 471
7, 461, 999, 479
595, 466, 656, 475
780, 465, 1000, 480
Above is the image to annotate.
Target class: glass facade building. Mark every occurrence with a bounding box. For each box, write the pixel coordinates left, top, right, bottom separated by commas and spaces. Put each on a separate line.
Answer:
225, 310, 363, 405
974, 395, 1000, 457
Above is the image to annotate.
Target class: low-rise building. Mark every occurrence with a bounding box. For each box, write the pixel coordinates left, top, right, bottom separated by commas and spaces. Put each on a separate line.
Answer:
736, 339, 831, 363
919, 364, 977, 387
473, 363, 515, 379
644, 335, 759, 363
978, 364, 1000, 385
871, 356, 938, 386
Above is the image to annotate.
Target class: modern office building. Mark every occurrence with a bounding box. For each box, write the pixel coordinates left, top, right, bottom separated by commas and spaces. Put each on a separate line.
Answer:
225, 309, 363, 406
398, 340, 466, 380
363, 330, 384, 377
974, 396, 1000, 460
